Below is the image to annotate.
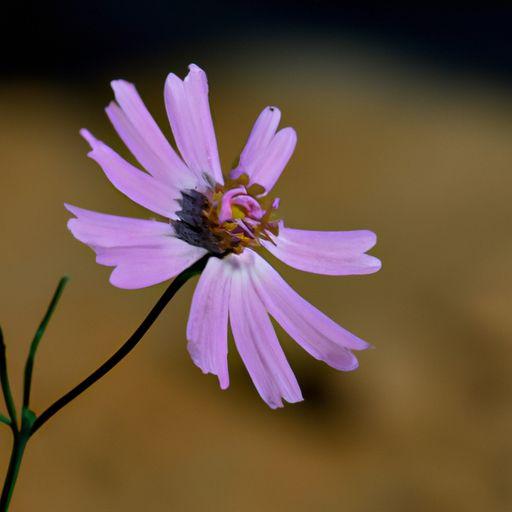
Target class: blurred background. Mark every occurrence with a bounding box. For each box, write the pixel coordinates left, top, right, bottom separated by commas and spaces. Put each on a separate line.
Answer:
1, 4, 512, 511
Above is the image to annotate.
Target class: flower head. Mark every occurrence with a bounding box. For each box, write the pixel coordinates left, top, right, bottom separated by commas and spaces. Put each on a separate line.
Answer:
66, 64, 381, 408
172, 172, 280, 256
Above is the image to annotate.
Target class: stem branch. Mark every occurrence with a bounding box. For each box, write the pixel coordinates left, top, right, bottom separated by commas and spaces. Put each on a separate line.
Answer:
0, 329, 17, 432
30, 255, 209, 435
0, 256, 209, 509
23, 277, 69, 410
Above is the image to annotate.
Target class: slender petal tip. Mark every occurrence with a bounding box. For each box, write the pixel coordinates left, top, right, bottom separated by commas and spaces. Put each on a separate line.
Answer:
79, 128, 98, 148
110, 78, 133, 93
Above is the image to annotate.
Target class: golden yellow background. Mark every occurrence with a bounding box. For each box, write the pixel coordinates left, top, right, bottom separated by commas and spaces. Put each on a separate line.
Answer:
1, 42, 511, 510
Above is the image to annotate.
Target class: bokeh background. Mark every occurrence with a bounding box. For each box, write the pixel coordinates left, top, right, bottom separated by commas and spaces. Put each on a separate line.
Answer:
1, 5, 512, 511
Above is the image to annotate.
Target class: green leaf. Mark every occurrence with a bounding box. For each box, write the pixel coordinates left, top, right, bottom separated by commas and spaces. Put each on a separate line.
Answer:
21, 408, 36, 433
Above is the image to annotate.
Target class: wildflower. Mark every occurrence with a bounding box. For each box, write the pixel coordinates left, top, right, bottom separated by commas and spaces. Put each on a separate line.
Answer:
66, 64, 381, 408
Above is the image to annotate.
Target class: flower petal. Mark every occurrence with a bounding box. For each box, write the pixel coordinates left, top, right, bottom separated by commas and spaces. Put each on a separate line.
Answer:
94, 238, 207, 289
65, 204, 172, 248
232, 106, 296, 192
66, 206, 207, 290
186, 256, 230, 389
105, 97, 194, 190
231, 106, 281, 179
262, 223, 381, 275
227, 251, 303, 408
164, 64, 223, 184
80, 129, 178, 218
249, 250, 369, 371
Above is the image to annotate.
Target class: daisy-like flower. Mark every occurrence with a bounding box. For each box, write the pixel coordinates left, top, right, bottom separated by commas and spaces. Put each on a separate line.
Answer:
66, 64, 381, 408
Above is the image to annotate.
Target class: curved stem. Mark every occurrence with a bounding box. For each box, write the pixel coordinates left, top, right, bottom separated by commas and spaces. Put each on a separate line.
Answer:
30, 255, 209, 436
23, 277, 69, 410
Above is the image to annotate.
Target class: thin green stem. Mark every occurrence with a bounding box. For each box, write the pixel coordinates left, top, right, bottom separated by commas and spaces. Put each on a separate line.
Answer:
23, 277, 69, 410
0, 328, 18, 432
0, 409, 35, 510
0, 256, 208, 509
30, 254, 209, 435
0, 431, 28, 510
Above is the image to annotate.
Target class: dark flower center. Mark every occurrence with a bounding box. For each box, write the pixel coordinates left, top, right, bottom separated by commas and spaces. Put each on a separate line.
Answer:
172, 174, 279, 255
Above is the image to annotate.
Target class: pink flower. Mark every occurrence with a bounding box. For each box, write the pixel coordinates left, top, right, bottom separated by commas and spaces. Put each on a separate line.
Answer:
66, 64, 381, 408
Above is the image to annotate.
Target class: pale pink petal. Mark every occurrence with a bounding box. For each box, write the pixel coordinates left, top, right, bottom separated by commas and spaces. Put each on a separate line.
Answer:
227, 252, 303, 408
186, 256, 230, 389
164, 64, 223, 184
65, 204, 172, 247
108, 80, 193, 186
108, 262, 188, 289
94, 238, 207, 289
262, 223, 381, 275
231, 105, 296, 192
249, 127, 296, 192
249, 250, 369, 371
80, 129, 178, 218
231, 106, 281, 180
231, 196, 263, 218
217, 186, 246, 223
105, 101, 195, 190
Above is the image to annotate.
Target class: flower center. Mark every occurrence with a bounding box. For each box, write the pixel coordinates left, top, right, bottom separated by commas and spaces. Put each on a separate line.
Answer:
172, 174, 280, 255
